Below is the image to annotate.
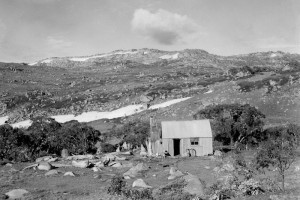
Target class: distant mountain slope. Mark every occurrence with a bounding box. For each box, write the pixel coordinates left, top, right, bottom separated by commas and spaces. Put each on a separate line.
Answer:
1, 49, 300, 128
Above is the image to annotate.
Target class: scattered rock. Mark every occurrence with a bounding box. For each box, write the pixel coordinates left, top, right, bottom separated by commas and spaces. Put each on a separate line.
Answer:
45, 170, 59, 176
5, 189, 29, 199
132, 179, 152, 188
183, 174, 204, 196
64, 172, 76, 177
72, 160, 89, 168
37, 162, 53, 171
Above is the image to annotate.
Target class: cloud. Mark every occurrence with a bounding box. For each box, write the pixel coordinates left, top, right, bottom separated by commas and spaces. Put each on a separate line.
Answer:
131, 9, 201, 45
46, 36, 72, 49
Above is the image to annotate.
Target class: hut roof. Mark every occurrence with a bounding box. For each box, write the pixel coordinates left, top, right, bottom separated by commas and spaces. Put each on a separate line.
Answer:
161, 120, 212, 139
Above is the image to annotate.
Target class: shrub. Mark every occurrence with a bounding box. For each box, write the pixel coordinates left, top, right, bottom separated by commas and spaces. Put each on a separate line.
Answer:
122, 188, 153, 200
153, 179, 195, 200
107, 175, 153, 200
107, 175, 126, 196
101, 143, 116, 153
0, 124, 30, 161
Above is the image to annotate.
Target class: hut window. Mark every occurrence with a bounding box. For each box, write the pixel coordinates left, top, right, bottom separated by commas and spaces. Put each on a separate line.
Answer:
190, 138, 199, 145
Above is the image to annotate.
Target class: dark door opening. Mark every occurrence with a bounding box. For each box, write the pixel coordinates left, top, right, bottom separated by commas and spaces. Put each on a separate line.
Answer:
173, 139, 180, 156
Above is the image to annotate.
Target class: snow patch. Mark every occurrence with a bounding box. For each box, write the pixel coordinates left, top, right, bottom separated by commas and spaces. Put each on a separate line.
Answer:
204, 90, 213, 94
149, 97, 191, 109
28, 62, 37, 66
69, 51, 138, 62
3, 97, 191, 129
159, 53, 179, 60
11, 120, 32, 129
0, 116, 9, 125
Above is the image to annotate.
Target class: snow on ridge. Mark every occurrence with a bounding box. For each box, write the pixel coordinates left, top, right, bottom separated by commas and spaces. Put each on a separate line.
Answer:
3, 97, 191, 129
69, 51, 138, 62
270, 53, 277, 58
159, 53, 179, 60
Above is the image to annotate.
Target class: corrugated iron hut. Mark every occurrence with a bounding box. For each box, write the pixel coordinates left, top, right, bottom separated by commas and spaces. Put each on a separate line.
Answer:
161, 120, 213, 156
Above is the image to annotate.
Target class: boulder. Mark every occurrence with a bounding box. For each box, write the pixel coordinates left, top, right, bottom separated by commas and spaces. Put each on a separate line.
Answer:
123, 163, 149, 177
92, 167, 101, 172
37, 162, 52, 171
95, 161, 104, 168
222, 163, 235, 172
115, 156, 126, 161
132, 179, 152, 188
36, 156, 53, 163
61, 149, 69, 158
140, 95, 153, 103
45, 170, 59, 176
183, 174, 204, 196
64, 171, 76, 177
102, 154, 116, 161
71, 160, 89, 168
214, 150, 222, 157
140, 145, 147, 156
109, 162, 122, 168
168, 167, 184, 180
66, 154, 94, 160
5, 189, 29, 199
116, 146, 120, 153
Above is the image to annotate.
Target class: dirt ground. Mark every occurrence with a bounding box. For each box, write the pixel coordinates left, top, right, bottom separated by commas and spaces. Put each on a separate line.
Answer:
1, 151, 300, 200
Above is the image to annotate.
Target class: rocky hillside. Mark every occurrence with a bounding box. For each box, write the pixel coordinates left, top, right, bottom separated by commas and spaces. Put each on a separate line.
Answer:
1, 49, 300, 129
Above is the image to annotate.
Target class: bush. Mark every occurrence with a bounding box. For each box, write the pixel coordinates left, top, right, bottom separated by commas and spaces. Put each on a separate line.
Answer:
107, 175, 153, 200
152, 179, 195, 200
0, 124, 30, 161
101, 143, 116, 153
0, 117, 101, 161
107, 175, 126, 196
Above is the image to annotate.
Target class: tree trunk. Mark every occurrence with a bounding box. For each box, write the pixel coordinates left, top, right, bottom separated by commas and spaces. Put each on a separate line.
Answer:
281, 173, 285, 191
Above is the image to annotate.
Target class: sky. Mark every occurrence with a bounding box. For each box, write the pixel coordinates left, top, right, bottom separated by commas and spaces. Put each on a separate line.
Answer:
0, 0, 299, 63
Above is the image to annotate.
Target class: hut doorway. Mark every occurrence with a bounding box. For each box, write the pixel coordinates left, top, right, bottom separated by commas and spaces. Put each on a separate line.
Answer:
173, 139, 181, 156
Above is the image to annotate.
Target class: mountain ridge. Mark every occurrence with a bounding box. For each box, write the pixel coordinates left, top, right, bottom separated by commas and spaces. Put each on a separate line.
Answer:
1, 48, 300, 131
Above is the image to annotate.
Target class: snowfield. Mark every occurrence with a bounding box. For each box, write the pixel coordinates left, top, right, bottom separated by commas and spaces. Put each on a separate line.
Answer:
159, 53, 179, 60
1, 97, 191, 129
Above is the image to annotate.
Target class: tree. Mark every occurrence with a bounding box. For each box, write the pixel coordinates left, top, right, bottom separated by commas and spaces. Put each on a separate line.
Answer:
111, 120, 150, 149
254, 124, 300, 190
193, 104, 265, 148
